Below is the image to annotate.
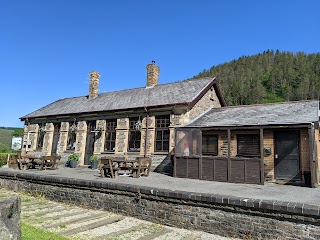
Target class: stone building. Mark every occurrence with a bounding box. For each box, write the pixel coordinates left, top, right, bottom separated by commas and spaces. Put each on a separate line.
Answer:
20, 61, 226, 171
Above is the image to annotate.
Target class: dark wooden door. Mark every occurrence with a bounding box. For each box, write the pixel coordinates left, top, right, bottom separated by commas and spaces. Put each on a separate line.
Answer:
51, 123, 61, 156
274, 130, 300, 180
84, 121, 96, 165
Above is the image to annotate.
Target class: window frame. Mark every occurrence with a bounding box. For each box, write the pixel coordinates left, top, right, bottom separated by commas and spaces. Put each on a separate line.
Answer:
155, 115, 170, 152
66, 122, 77, 151
237, 134, 260, 157
128, 118, 141, 152
104, 119, 117, 152
36, 123, 45, 150
202, 134, 218, 156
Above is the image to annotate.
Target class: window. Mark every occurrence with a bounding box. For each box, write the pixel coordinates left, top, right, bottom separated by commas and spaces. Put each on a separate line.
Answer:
155, 115, 170, 152
37, 123, 45, 150
128, 118, 141, 152
202, 135, 218, 155
104, 119, 117, 152
67, 122, 77, 150
237, 134, 260, 157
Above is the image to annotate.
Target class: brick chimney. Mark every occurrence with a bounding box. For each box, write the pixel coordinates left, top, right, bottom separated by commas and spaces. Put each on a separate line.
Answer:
146, 60, 160, 87
89, 71, 100, 99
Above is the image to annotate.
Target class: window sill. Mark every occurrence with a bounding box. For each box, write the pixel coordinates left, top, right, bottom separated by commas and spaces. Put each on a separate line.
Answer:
127, 151, 141, 154
64, 150, 75, 153
236, 155, 260, 158
101, 152, 115, 154
153, 152, 169, 155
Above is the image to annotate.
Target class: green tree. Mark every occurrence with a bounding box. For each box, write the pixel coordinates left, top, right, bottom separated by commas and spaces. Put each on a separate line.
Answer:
12, 128, 24, 137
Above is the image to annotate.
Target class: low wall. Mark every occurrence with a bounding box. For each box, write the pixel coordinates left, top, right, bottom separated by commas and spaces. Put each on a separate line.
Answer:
0, 171, 320, 239
0, 196, 21, 240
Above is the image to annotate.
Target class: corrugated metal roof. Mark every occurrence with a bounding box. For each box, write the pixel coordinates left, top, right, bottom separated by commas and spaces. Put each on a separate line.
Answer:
186, 100, 319, 128
21, 78, 215, 119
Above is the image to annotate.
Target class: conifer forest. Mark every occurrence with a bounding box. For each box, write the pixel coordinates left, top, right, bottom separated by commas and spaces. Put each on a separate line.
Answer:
193, 50, 320, 106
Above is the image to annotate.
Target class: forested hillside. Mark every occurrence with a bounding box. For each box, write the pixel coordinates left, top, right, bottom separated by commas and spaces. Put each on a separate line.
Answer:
193, 50, 320, 106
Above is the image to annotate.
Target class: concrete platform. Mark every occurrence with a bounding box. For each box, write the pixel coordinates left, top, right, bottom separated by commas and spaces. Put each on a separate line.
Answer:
1, 166, 320, 208
2, 166, 320, 239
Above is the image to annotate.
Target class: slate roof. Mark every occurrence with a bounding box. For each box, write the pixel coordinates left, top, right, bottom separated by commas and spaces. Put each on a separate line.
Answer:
186, 100, 319, 128
21, 78, 222, 120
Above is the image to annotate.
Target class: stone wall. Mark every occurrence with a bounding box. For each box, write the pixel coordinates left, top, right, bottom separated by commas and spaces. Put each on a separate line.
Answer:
0, 173, 320, 239
187, 87, 221, 121
301, 128, 310, 174
0, 196, 21, 240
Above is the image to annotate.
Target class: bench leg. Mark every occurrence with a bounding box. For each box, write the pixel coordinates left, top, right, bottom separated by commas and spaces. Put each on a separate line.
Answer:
132, 169, 138, 178
100, 169, 106, 177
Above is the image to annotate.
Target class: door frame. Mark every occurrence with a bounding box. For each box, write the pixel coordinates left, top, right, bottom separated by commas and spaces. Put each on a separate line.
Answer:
51, 123, 61, 156
84, 121, 96, 165
274, 129, 301, 181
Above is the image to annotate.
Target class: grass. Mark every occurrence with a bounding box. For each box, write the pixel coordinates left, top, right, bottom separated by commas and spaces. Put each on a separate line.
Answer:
0, 128, 13, 151
21, 223, 70, 240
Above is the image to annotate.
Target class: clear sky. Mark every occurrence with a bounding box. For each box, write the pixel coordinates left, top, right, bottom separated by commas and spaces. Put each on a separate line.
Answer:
1, 0, 319, 127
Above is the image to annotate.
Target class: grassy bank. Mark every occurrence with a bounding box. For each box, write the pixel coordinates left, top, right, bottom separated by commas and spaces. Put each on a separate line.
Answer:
21, 223, 69, 240
0, 128, 13, 152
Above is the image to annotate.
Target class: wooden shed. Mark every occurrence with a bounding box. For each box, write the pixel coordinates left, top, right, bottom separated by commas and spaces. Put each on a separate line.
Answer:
174, 100, 320, 187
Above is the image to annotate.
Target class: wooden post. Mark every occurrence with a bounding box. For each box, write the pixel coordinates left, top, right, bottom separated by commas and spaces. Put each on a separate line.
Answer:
314, 123, 319, 186
260, 128, 265, 184
227, 129, 231, 182
173, 128, 177, 177
309, 124, 317, 188
199, 128, 202, 180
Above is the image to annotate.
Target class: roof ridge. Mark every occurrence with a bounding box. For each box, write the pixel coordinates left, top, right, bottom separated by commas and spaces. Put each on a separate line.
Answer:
56, 78, 214, 100
20, 78, 214, 120
214, 100, 319, 110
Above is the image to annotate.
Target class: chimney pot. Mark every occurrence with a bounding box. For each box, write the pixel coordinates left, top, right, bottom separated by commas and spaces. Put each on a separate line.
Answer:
146, 61, 160, 87
89, 71, 100, 99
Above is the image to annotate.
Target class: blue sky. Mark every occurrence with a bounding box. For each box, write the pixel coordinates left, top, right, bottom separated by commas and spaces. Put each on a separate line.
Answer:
1, 0, 319, 127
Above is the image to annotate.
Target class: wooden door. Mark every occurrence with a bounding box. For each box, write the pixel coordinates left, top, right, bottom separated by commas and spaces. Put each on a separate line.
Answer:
274, 130, 300, 180
51, 123, 61, 156
84, 121, 96, 165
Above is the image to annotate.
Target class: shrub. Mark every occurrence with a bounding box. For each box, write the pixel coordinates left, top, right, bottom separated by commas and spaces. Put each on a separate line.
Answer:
89, 154, 98, 162
68, 153, 79, 161
0, 154, 7, 167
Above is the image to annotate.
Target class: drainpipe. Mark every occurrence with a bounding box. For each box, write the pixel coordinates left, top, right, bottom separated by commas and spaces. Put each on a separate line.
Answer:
144, 108, 149, 158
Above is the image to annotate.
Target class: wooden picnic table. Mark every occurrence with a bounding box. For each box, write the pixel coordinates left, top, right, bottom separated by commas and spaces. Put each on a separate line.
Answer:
19, 154, 42, 170
39, 156, 61, 170
99, 157, 138, 178
99, 156, 152, 178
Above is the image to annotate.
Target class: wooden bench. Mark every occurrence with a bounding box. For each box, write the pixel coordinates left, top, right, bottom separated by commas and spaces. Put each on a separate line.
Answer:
18, 154, 39, 170
131, 157, 152, 178
39, 155, 61, 170
99, 157, 119, 178
7, 154, 20, 169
